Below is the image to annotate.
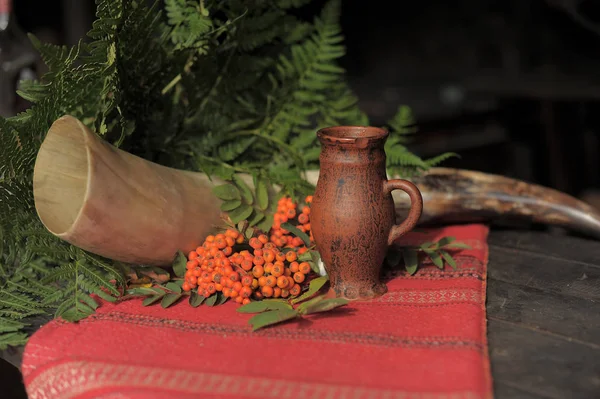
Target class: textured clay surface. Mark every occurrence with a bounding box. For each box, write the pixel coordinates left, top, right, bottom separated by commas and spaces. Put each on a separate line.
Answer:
311, 126, 423, 300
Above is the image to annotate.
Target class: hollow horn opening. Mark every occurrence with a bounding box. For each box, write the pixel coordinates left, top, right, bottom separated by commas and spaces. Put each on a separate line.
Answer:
33, 115, 90, 236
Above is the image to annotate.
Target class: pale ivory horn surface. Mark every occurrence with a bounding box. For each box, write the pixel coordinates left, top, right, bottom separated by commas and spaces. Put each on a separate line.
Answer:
33, 115, 224, 266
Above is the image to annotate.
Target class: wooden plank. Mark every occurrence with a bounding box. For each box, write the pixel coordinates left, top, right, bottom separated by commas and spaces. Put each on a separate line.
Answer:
487, 278, 600, 345
487, 245, 600, 300
493, 380, 550, 399
488, 319, 600, 399
489, 229, 600, 266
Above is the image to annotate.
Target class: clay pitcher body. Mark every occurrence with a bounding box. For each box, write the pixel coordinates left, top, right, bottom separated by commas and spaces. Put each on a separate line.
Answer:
310, 126, 424, 300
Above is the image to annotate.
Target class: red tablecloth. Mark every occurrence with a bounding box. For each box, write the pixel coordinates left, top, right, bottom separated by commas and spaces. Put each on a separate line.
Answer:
22, 224, 492, 399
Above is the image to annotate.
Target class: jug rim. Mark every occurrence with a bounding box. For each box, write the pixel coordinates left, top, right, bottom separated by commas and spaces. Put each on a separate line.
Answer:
317, 126, 388, 146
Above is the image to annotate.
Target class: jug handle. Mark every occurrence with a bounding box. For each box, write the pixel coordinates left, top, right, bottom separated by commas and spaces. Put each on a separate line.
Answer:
383, 179, 424, 246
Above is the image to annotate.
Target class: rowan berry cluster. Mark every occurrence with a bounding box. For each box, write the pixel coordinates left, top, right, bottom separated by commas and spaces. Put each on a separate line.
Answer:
182, 196, 315, 304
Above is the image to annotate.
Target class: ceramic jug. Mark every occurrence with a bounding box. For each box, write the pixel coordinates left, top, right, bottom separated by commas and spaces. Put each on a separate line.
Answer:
310, 126, 423, 300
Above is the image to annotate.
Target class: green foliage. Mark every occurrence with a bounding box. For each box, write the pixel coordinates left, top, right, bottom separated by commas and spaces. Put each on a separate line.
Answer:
0, 0, 456, 347
237, 292, 348, 331
397, 236, 472, 275
385, 105, 458, 177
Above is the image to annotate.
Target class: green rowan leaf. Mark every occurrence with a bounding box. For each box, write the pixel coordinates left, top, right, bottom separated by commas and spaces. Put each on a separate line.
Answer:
143, 294, 164, 306
233, 174, 254, 204
248, 308, 298, 331
298, 297, 348, 315
165, 282, 182, 293
221, 199, 242, 211
403, 249, 418, 275
237, 299, 292, 313
280, 222, 310, 247
228, 204, 253, 224
205, 293, 219, 306
248, 210, 266, 227
427, 250, 444, 269
440, 250, 457, 270
436, 236, 456, 247
291, 275, 328, 304
161, 293, 182, 308
256, 178, 269, 210
189, 291, 205, 307
172, 250, 187, 278
212, 184, 241, 201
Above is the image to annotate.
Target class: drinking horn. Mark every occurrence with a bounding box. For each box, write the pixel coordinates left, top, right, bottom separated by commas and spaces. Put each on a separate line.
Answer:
33, 116, 600, 268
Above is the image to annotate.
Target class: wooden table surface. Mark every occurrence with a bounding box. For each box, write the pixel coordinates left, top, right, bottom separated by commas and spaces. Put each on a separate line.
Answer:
486, 228, 600, 399
2, 227, 599, 398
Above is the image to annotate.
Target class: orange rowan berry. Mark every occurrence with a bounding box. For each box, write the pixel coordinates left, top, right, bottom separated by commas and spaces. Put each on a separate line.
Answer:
222, 287, 231, 297
225, 236, 235, 247
290, 284, 301, 296
284, 268, 292, 277
229, 272, 240, 282
225, 278, 234, 288
265, 275, 277, 288
188, 251, 199, 260
298, 247, 308, 255
182, 282, 192, 292
252, 265, 265, 278
302, 206, 310, 215
285, 251, 297, 262
187, 259, 199, 269
251, 278, 259, 290
277, 276, 289, 289
290, 262, 299, 273
263, 250, 275, 263
299, 262, 311, 274
241, 259, 253, 271
206, 235, 215, 243
241, 275, 253, 286
275, 252, 286, 262
193, 268, 202, 277
235, 296, 244, 304
297, 213, 309, 224
223, 246, 233, 256
273, 287, 282, 298
215, 283, 223, 291
304, 223, 311, 232
242, 298, 251, 305
305, 195, 313, 203
253, 256, 265, 266
264, 263, 273, 275
249, 237, 262, 249
230, 289, 239, 298
236, 234, 245, 244
264, 243, 276, 250
188, 275, 198, 285
207, 284, 217, 294
231, 281, 241, 292
258, 276, 267, 287
281, 289, 290, 298
261, 285, 274, 297
271, 263, 284, 277
293, 272, 305, 283
254, 291, 264, 300
209, 246, 220, 257
201, 271, 211, 282
215, 238, 227, 250
258, 234, 269, 244
225, 229, 239, 238
224, 265, 234, 275
291, 237, 304, 248
240, 286, 252, 298
287, 276, 295, 288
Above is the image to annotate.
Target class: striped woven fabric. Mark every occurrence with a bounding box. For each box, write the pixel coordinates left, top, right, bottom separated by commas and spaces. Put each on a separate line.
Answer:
22, 224, 492, 399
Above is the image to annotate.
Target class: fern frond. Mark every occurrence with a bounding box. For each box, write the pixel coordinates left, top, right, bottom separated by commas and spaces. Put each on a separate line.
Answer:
425, 152, 459, 167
